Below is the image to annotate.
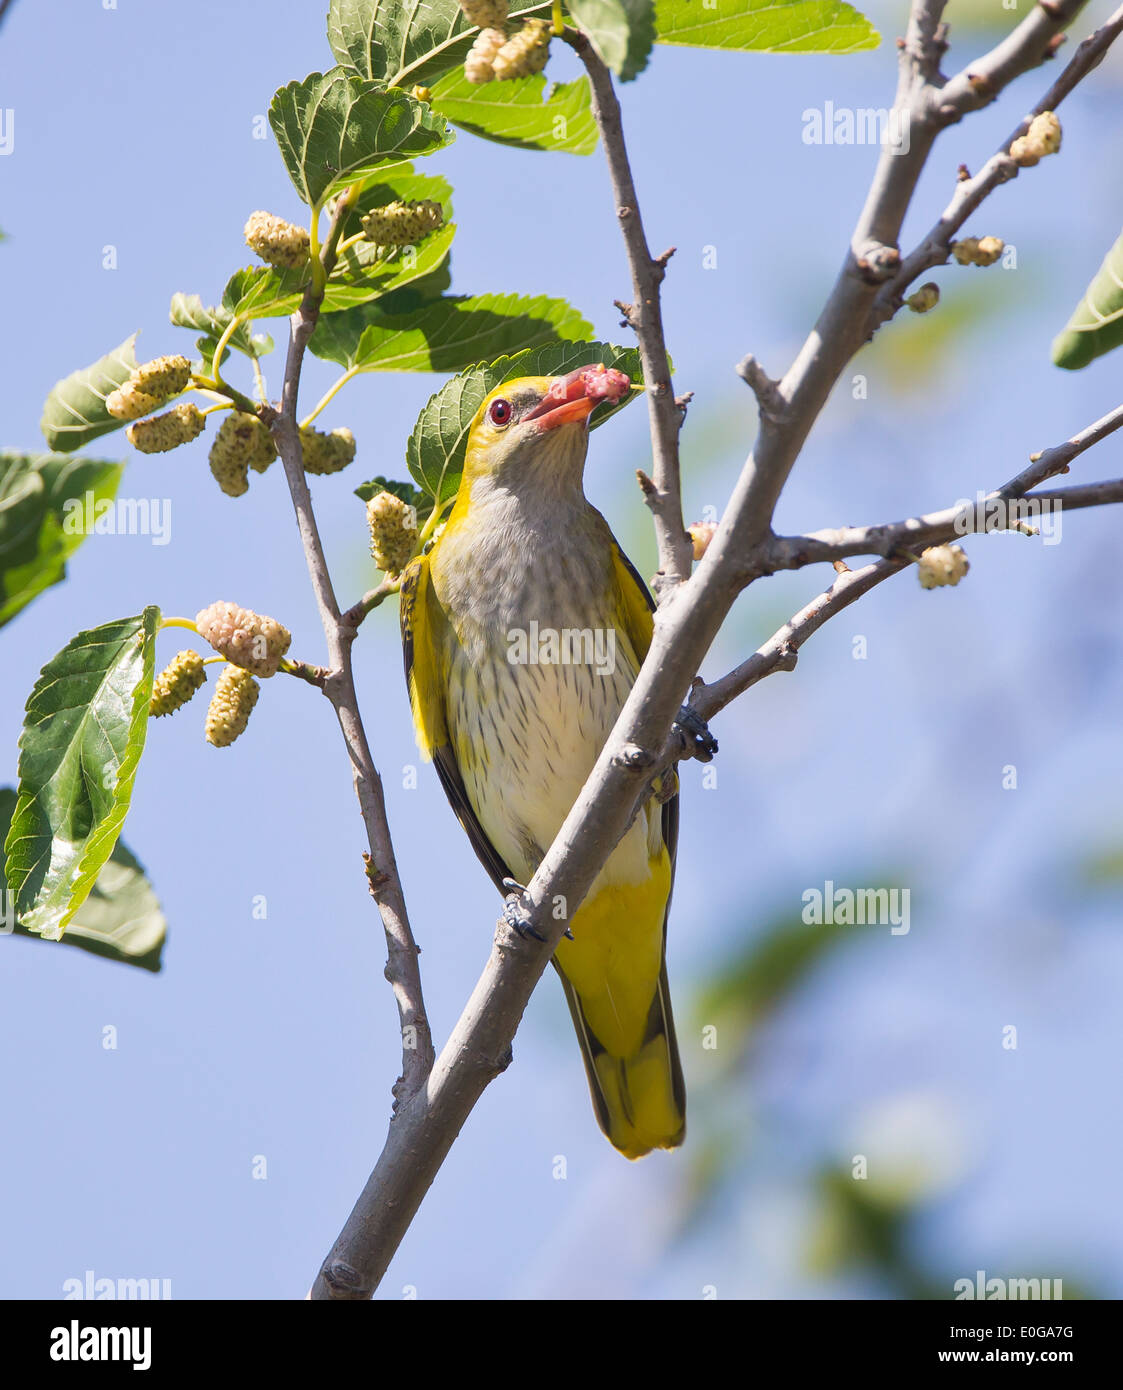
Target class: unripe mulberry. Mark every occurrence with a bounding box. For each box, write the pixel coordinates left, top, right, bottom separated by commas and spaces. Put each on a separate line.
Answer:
688, 522, 717, 561
367, 491, 419, 576
244, 210, 311, 269
209, 411, 275, 496
106, 355, 192, 419
126, 402, 206, 454
205, 666, 260, 747
150, 650, 206, 718
493, 19, 550, 81
906, 282, 940, 313
464, 27, 506, 83
360, 200, 444, 246
917, 544, 969, 589
300, 425, 356, 475
105, 382, 162, 422
458, 0, 507, 27
195, 600, 292, 678
951, 235, 1004, 267
1010, 111, 1061, 167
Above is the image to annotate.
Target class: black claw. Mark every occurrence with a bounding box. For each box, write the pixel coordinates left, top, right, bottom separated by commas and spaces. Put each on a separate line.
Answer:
502, 887, 547, 942
674, 704, 718, 762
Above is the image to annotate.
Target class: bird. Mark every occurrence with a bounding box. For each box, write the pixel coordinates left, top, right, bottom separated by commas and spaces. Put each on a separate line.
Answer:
399, 363, 686, 1159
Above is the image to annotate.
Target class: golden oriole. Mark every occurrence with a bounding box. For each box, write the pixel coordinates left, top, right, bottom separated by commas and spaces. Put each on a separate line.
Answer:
400, 364, 685, 1158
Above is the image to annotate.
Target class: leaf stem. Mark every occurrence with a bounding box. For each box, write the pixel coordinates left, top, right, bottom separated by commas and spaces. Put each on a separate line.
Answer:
301, 365, 361, 428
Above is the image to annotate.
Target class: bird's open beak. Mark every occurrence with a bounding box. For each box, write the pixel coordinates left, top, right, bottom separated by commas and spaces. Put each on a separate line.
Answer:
524, 364, 631, 431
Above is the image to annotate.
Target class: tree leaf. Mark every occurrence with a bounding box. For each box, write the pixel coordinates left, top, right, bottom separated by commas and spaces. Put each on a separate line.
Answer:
40, 334, 139, 454
1052, 227, 1123, 370
169, 292, 274, 370
0, 452, 124, 629
269, 69, 451, 209
570, 0, 657, 81
328, 0, 553, 89
407, 340, 643, 507
4, 608, 160, 939
429, 69, 597, 155
310, 290, 593, 372
220, 221, 456, 322
654, 0, 879, 54
0, 789, 166, 971
353, 475, 434, 526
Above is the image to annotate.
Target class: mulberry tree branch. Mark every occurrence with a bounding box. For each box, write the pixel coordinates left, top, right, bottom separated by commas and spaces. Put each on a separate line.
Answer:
562, 25, 693, 595
873, 3, 1123, 330
267, 191, 435, 1114
761, 400, 1123, 571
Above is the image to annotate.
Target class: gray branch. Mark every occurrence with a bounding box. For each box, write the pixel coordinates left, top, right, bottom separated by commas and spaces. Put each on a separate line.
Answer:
874, 3, 1123, 329
269, 195, 435, 1117
563, 26, 693, 594
764, 401, 1123, 570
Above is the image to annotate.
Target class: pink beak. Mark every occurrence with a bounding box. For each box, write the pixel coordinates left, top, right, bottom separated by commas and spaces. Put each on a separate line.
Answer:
524, 364, 631, 431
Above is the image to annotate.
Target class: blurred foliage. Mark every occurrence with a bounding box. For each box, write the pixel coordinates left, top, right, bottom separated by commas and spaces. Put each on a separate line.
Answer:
865, 283, 1016, 393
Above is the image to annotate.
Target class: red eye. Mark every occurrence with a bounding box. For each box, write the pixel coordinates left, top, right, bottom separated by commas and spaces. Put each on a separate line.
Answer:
489, 398, 511, 426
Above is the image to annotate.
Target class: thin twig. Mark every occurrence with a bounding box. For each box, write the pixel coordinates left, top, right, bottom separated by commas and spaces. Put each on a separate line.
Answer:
874, 3, 1123, 328
763, 401, 1123, 569
561, 26, 692, 594
269, 193, 435, 1124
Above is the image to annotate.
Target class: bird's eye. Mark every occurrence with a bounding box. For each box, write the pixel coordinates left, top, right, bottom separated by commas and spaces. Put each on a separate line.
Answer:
489, 398, 512, 427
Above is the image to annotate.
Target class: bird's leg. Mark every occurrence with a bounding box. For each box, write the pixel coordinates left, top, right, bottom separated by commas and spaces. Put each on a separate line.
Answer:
501, 878, 573, 942
673, 705, 718, 763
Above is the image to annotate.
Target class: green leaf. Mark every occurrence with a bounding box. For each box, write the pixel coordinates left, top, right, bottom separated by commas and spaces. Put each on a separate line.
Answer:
220, 221, 456, 321
407, 339, 643, 507
310, 290, 593, 372
353, 475, 434, 526
570, 0, 657, 81
1053, 227, 1123, 370
429, 69, 597, 154
328, 0, 553, 89
269, 70, 451, 209
654, 0, 879, 54
0, 452, 124, 629
170, 292, 274, 367
0, 789, 166, 971
40, 334, 138, 454
4, 608, 160, 939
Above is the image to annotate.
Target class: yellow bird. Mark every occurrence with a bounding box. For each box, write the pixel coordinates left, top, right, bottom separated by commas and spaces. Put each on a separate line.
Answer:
400, 364, 685, 1158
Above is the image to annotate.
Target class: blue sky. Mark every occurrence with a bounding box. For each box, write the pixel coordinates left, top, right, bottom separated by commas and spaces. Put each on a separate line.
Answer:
3, 0, 1123, 1299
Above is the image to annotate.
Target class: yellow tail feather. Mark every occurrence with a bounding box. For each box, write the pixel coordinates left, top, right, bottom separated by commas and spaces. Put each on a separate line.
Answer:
557, 962, 686, 1160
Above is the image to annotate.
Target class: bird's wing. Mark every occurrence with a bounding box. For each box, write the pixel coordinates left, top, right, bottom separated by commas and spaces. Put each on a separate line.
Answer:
609, 541, 679, 868
400, 552, 514, 893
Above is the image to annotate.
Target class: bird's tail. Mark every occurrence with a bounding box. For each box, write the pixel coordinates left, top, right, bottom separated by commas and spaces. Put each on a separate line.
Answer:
557, 960, 686, 1160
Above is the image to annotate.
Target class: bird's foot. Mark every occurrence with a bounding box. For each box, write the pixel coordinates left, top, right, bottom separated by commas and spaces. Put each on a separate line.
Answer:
501, 878, 547, 942
674, 705, 718, 762
500, 878, 573, 941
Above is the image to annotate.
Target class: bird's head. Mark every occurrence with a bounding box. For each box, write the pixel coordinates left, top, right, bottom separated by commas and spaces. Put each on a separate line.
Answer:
461, 364, 631, 497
